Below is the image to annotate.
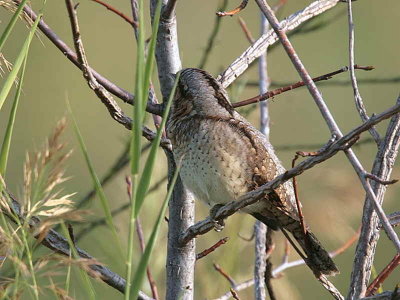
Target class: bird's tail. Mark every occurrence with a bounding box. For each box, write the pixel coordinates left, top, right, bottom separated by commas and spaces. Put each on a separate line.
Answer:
286, 221, 339, 277
252, 212, 339, 276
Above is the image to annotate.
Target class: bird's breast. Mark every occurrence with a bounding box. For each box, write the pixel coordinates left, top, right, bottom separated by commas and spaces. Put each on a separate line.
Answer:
172, 119, 251, 206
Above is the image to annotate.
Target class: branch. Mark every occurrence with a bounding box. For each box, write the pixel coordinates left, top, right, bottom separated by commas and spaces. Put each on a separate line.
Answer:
255, 0, 400, 254
216, 0, 249, 17
365, 253, 400, 297
346, 0, 380, 145
348, 97, 400, 299
91, 0, 137, 27
2, 192, 152, 299
232, 65, 373, 108
149, 0, 195, 299
180, 100, 400, 244
64, 0, 167, 148
217, 0, 341, 88
196, 237, 229, 260
11, 0, 163, 116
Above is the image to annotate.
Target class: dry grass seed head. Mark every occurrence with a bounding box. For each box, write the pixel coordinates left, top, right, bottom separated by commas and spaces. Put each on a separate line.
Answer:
23, 118, 73, 219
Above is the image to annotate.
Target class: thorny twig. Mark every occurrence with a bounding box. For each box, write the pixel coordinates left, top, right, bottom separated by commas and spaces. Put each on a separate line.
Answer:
91, 0, 137, 27
196, 237, 229, 260
232, 65, 373, 108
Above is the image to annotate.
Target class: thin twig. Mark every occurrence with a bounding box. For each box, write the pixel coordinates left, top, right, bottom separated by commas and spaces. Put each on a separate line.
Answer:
91, 0, 137, 27
238, 17, 255, 44
65, 0, 160, 144
291, 154, 307, 236
365, 173, 398, 186
347, 0, 380, 145
213, 263, 237, 287
75, 174, 168, 241
216, 0, 248, 17
365, 254, 400, 297
213, 279, 254, 300
230, 288, 241, 300
196, 237, 229, 260
232, 65, 373, 108
264, 229, 276, 300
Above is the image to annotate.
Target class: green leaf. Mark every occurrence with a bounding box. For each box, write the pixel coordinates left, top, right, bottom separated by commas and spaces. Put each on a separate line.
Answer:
67, 100, 122, 255
0, 52, 27, 176
141, 0, 163, 119
60, 223, 96, 300
134, 71, 180, 217
130, 163, 181, 300
130, 0, 146, 176
0, 14, 42, 111
0, 0, 30, 52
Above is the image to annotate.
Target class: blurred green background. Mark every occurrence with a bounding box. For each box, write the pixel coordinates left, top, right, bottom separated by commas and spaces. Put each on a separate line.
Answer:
1, 0, 399, 299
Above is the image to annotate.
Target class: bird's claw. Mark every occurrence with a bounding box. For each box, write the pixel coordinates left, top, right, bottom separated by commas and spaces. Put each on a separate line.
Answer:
210, 204, 225, 232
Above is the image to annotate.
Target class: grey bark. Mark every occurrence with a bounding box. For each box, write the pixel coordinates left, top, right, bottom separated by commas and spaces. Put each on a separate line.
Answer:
150, 1, 195, 299
348, 96, 400, 299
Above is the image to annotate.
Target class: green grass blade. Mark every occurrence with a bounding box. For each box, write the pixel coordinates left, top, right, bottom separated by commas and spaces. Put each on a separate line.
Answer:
60, 223, 96, 300
0, 0, 30, 52
134, 72, 180, 217
130, 163, 181, 299
0, 14, 42, 111
67, 101, 123, 255
126, 0, 146, 297
0, 52, 28, 176
141, 0, 162, 116
130, 0, 146, 176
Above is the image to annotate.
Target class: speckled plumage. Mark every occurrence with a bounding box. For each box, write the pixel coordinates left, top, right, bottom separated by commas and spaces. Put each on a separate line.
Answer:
167, 68, 338, 276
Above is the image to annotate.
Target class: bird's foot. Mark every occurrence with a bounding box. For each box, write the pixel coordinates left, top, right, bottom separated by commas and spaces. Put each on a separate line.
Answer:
210, 204, 225, 232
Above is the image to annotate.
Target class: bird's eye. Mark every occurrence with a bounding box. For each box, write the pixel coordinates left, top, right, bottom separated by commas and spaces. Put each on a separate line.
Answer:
178, 82, 189, 98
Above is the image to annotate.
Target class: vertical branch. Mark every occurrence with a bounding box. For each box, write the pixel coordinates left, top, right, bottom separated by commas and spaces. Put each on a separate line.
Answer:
348, 96, 400, 299
151, 0, 182, 99
164, 153, 196, 300
150, 1, 195, 299
347, 0, 380, 145
258, 14, 270, 139
254, 221, 267, 300
254, 12, 271, 300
